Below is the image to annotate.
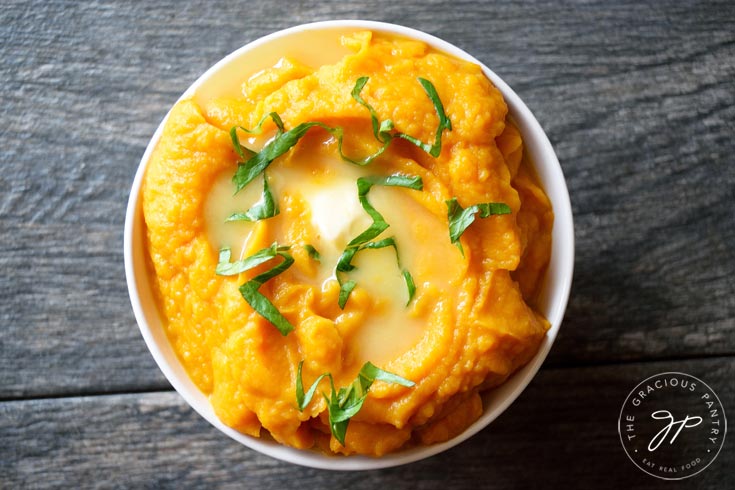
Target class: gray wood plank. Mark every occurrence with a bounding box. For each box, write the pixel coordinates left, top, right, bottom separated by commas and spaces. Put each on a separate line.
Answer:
2, 357, 733, 489
1, 0, 734, 397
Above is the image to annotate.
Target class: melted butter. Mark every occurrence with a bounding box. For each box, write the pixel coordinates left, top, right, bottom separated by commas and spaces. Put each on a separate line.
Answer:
368, 185, 462, 291
203, 131, 279, 258
355, 307, 425, 366
204, 172, 264, 259
270, 154, 371, 273
348, 246, 425, 365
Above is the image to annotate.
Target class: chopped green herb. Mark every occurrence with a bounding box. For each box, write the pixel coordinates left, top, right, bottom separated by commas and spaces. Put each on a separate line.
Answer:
215, 243, 289, 276
402, 269, 416, 303
445, 197, 512, 256
348, 175, 423, 246
296, 361, 329, 411
351, 76, 394, 144
303, 244, 321, 262
231, 112, 287, 194
216, 243, 295, 335
233, 120, 372, 195
351, 77, 452, 157
337, 280, 357, 309
336, 176, 423, 308
229, 112, 283, 160
296, 360, 415, 446
395, 78, 452, 157
226, 173, 279, 222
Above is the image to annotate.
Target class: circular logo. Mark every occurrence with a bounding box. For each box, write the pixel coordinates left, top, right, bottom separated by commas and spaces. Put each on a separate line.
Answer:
618, 372, 726, 480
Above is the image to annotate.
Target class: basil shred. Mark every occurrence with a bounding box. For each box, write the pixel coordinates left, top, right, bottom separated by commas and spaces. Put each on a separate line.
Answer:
296, 360, 415, 446
215, 244, 295, 336
335, 175, 423, 309
303, 244, 321, 262
226, 173, 279, 222
445, 198, 512, 256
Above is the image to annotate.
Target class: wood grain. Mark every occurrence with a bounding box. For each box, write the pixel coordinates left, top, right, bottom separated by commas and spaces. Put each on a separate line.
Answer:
1, 2, 734, 481
2, 357, 732, 488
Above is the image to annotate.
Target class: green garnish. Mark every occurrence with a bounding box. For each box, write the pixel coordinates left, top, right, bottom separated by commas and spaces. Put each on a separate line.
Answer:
296, 360, 415, 446
231, 112, 286, 194
445, 197, 512, 256
352, 76, 452, 157
403, 268, 416, 302
229, 112, 281, 160
303, 244, 321, 262
350, 175, 423, 245
215, 243, 287, 276
351, 77, 395, 144
296, 362, 329, 412
336, 175, 423, 308
338, 279, 357, 309
396, 78, 452, 157
216, 243, 295, 335
230, 113, 285, 223
226, 173, 279, 222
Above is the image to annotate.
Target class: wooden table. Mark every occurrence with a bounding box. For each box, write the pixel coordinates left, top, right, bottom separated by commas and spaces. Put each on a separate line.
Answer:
2, 1, 733, 488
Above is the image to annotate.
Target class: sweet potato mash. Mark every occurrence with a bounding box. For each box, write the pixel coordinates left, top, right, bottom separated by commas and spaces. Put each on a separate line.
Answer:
142, 31, 553, 456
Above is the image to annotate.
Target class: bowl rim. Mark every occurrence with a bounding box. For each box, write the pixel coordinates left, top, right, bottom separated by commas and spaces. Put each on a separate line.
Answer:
124, 19, 574, 471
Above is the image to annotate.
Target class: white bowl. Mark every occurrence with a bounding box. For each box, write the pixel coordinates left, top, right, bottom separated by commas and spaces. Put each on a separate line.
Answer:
124, 20, 574, 470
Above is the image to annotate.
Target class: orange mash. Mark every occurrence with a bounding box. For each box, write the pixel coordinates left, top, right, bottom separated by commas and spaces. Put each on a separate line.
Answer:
142, 31, 553, 456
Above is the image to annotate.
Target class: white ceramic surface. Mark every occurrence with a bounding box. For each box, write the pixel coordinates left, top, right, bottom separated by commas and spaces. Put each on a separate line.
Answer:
124, 20, 574, 471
